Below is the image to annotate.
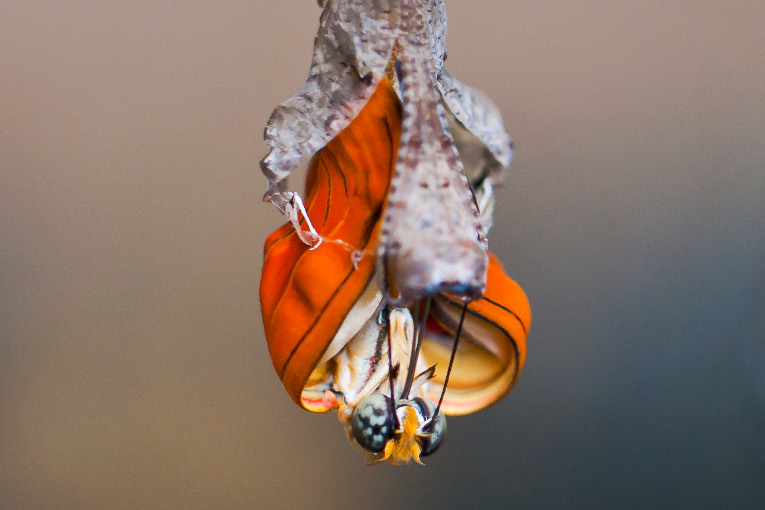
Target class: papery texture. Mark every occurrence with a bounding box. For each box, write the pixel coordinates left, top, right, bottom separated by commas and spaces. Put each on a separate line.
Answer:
262, 0, 513, 215
379, 0, 487, 303
262, 0, 398, 211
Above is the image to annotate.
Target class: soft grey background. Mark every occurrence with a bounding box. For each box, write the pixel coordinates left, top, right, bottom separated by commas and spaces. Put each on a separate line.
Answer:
2, 1, 764, 508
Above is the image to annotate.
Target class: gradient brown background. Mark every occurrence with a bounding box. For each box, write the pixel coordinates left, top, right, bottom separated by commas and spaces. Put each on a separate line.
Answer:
2, 1, 764, 508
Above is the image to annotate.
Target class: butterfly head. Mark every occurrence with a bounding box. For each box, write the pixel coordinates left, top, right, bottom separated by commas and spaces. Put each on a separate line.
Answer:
351, 393, 446, 464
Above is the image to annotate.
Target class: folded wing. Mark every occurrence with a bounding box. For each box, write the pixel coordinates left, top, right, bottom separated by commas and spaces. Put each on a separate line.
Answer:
424, 253, 531, 416
260, 79, 401, 408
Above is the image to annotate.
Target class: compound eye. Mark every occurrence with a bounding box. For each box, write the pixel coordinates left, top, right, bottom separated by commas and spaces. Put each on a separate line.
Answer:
351, 394, 395, 453
412, 397, 447, 457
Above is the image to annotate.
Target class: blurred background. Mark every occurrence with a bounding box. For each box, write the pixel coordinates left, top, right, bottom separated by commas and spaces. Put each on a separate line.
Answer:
2, 0, 764, 508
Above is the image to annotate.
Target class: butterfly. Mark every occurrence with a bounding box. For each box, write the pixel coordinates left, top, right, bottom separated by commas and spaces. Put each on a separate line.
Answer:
260, 78, 530, 464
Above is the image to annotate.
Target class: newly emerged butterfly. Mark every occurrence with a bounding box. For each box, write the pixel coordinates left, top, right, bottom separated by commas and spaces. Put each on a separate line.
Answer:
259, 0, 529, 464
260, 76, 530, 464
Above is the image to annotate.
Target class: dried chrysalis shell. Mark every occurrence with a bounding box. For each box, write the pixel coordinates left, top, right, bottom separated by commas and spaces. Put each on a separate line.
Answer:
262, 0, 512, 220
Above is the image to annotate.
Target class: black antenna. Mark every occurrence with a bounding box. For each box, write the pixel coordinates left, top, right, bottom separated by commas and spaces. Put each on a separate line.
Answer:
431, 302, 468, 422
385, 307, 400, 431
401, 297, 432, 400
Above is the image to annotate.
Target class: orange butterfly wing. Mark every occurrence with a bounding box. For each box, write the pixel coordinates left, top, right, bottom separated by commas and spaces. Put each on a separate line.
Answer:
260, 79, 401, 408
425, 252, 531, 415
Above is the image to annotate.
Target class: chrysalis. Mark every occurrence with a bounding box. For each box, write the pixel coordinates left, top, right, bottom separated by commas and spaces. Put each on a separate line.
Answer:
260, 1, 530, 464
